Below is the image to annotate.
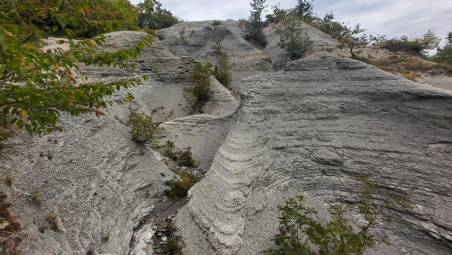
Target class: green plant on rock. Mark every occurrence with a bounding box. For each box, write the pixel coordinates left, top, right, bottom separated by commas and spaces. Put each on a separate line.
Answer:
0, 0, 152, 135
337, 24, 368, 59
129, 111, 162, 146
161, 141, 197, 168
265, 195, 379, 255
244, 0, 268, 48
185, 63, 212, 111
277, 12, 313, 60
213, 53, 233, 88
164, 171, 198, 200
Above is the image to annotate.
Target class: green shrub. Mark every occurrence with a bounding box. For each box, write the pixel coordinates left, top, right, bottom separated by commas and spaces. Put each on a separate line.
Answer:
0, 1, 152, 135
129, 111, 161, 145
212, 20, 222, 27
265, 195, 379, 255
295, 0, 314, 20
137, 0, 179, 30
378, 30, 440, 55
337, 24, 368, 59
266, 4, 289, 24
185, 63, 212, 111
244, 0, 268, 48
434, 32, 452, 65
277, 13, 313, 60
161, 141, 197, 168
213, 53, 233, 88
164, 171, 198, 200
316, 12, 348, 39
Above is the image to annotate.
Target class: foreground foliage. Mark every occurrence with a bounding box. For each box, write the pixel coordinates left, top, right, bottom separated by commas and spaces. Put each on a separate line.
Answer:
0, 0, 152, 135
265, 195, 379, 255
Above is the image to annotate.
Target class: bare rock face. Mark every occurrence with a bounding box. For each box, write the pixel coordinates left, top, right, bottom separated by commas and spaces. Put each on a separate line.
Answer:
175, 56, 452, 254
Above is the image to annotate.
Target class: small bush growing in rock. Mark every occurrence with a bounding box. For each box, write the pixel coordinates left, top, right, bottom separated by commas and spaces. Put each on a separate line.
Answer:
277, 13, 313, 60
265, 195, 379, 255
161, 141, 197, 168
185, 63, 212, 111
337, 24, 368, 59
161, 219, 184, 255
129, 111, 162, 145
213, 53, 233, 88
164, 171, 198, 200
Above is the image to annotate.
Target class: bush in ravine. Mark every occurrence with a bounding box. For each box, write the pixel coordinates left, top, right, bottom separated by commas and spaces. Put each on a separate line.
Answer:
161, 141, 197, 168
185, 63, 212, 111
0, 0, 152, 135
129, 111, 161, 145
277, 13, 313, 60
164, 171, 198, 200
265, 195, 380, 255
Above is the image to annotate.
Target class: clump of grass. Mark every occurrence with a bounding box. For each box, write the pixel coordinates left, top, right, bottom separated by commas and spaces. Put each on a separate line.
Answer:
129, 111, 162, 146
164, 171, 198, 200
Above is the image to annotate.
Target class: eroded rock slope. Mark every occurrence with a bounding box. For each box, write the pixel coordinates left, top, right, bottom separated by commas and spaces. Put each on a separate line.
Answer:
176, 56, 452, 254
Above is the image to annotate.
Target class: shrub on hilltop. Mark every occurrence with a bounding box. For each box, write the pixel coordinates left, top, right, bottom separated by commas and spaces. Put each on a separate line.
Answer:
277, 12, 313, 60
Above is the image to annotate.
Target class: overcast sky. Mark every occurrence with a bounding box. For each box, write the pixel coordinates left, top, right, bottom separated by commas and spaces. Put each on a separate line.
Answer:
131, 0, 452, 40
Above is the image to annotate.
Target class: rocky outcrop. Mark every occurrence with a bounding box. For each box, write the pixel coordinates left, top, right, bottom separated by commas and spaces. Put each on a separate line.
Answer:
2, 19, 452, 255
175, 56, 452, 254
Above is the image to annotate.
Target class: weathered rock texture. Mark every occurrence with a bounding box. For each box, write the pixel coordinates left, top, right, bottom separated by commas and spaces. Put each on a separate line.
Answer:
2, 19, 452, 255
175, 55, 452, 255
